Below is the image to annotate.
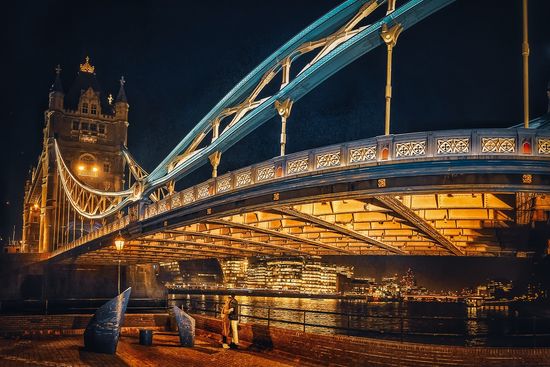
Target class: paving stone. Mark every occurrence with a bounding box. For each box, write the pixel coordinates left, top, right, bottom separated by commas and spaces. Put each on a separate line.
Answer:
0, 333, 315, 367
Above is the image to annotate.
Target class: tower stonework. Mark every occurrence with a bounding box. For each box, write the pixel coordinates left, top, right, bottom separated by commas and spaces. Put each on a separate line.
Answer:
22, 58, 130, 253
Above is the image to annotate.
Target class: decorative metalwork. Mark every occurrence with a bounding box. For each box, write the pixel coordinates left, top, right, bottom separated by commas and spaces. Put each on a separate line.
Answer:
349, 146, 377, 163
316, 151, 341, 169
79, 56, 95, 74
197, 184, 210, 199
158, 200, 169, 214
257, 165, 276, 181
273, 192, 280, 201
522, 174, 532, 184
287, 157, 309, 174
148, 204, 158, 217
377, 178, 386, 188
538, 138, 550, 155
183, 190, 194, 204
481, 137, 515, 153
171, 193, 182, 208
217, 176, 232, 193
437, 138, 469, 154
395, 140, 426, 157
235, 170, 253, 187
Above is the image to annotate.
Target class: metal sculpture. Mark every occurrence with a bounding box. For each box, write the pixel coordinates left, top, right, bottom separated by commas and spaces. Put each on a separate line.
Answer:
84, 287, 131, 354
172, 306, 195, 347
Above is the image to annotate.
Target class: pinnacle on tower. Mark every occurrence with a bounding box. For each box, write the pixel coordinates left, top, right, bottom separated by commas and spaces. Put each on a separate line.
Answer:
115, 76, 128, 103
50, 64, 64, 93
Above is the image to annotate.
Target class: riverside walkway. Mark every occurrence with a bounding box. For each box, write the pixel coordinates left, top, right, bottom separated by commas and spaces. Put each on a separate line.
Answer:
0, 333, 313, 367
0, 313, 549, 367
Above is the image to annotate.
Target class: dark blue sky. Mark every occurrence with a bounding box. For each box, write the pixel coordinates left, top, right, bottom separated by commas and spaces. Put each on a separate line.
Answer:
1, 0, 549, 243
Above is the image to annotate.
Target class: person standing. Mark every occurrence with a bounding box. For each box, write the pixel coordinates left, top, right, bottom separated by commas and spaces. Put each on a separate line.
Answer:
220, 297, 231, 349
228, 294, 239, 349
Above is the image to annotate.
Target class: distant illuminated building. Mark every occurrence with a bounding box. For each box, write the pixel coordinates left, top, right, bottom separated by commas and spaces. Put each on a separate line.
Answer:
245, 256, 338, 293
179, 259, 222, 286
159, 261, 184, 286
335, 265, 354, 279
303, 259, 337, 293
246, 260, 267, 289
267, 257, 304, 291
219, 258, 248, 288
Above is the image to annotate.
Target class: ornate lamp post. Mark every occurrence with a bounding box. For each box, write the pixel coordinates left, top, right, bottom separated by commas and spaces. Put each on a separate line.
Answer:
114, 233, 125, 294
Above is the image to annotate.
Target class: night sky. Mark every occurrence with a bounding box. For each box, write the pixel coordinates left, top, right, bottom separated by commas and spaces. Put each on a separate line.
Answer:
1, 0, 550, 249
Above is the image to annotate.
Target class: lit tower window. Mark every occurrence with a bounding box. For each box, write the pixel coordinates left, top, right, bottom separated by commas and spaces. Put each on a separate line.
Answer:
76, 154, 99, 177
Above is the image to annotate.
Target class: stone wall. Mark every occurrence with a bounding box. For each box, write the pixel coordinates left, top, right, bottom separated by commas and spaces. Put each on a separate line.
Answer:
0, 314, 170, 337
193, 314, 550, 367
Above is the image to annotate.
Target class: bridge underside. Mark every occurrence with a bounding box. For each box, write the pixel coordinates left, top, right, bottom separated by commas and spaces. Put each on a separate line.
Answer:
67, 189, 550, 265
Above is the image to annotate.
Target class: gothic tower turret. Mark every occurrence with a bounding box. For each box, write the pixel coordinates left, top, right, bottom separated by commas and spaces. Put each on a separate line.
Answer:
22, 56, 130, 253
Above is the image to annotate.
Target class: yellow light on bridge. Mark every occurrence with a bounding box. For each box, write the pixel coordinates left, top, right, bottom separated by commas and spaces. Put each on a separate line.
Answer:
78, 165, 85, 171
33, 203, 39, 210
114, 233, 125, 251
92, 166, 98, 172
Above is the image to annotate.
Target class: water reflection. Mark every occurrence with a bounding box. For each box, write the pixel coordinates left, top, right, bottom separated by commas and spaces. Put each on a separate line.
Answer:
168, 294, 549, 346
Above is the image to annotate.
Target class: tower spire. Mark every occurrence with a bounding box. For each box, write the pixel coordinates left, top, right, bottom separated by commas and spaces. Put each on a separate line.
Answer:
50, 64, 64, 93
115, 76, 127, 103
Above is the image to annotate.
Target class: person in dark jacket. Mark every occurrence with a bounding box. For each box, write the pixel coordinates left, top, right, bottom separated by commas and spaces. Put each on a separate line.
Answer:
227, 294, 239, 348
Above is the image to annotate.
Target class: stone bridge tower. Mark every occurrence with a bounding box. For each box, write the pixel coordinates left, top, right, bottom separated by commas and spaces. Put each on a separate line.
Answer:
22, 57, 130, 253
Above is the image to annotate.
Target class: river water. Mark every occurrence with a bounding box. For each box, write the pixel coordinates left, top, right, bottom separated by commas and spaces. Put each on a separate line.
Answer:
168, 294, 549, 346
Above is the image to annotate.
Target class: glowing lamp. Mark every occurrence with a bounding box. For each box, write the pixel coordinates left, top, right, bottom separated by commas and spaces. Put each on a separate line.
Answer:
92, 166, 98, 172
78, 165, 85, 171
114, 233, 125, 251
33, 203, 39, 210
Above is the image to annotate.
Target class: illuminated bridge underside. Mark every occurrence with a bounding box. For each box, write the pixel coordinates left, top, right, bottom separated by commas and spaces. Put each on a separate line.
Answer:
71, 192, 550, 265
52, 128, 550, 265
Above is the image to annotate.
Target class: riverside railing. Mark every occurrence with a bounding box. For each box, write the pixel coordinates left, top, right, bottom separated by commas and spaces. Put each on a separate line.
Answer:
174, 298, 550, 347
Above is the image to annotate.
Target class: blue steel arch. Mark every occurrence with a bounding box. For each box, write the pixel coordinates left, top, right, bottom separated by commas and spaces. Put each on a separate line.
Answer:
144, 0, 457, 193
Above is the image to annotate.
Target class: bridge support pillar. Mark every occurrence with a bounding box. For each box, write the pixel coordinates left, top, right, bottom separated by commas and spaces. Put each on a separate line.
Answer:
208, 151, 222, 178
380, 23, 402, 136
275, 99, 293, 156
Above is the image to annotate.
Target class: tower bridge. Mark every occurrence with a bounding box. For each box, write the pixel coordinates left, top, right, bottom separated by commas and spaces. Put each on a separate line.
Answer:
20, 0, 550, 267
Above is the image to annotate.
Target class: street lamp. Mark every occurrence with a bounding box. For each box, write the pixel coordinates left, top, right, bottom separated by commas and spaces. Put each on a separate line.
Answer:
114, 232, 125, 294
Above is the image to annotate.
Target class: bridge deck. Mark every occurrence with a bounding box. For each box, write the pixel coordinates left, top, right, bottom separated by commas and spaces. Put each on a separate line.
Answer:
50, 128, 550, 264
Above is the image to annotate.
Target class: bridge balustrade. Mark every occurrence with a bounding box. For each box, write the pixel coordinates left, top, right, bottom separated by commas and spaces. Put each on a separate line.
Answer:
143, 127, 549, 220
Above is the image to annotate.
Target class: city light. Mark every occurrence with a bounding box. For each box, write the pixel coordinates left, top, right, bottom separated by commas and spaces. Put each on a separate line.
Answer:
77, 165, 85, 171
114, 233, 125, 251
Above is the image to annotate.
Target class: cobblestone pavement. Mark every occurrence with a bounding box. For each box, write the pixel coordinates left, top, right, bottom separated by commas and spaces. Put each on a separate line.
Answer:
0, 333, 315, 367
